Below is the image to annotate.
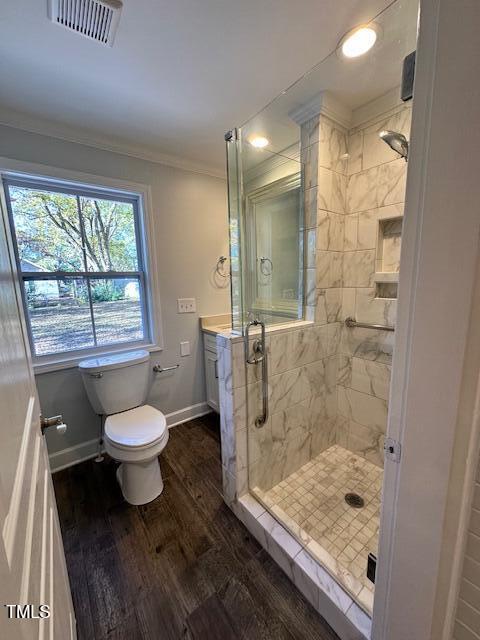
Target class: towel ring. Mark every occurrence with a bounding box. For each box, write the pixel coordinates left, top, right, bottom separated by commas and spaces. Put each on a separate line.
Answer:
260, 257, 273, 276
216, 256, 230, 278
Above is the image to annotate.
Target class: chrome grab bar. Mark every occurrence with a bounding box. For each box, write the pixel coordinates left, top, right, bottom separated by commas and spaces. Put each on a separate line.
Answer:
245, 318, 265, 365
245, 319, 269, 428
345, 316, 395, 332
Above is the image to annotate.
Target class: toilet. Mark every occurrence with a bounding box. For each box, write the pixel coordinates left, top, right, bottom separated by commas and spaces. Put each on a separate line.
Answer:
78, 350, 168, 506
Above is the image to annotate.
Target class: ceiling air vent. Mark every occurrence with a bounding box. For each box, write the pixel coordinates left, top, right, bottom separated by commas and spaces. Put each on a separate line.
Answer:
48, 0, 123, 47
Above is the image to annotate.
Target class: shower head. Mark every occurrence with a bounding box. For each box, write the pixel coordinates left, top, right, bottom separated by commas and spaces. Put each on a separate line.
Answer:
379, 130, 409, 161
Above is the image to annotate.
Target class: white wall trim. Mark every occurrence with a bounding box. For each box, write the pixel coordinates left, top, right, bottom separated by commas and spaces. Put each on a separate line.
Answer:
0, 113, 226, 180
350, 86, 404, 130
442, 371, 480, 639
372, 1, 480, 638
49, 402, 213, 472
289, 90, 352, 129
164, 401, 212, 429
243, 143, 300, 188
435, 249, 480, 639
49, 438, 104, 474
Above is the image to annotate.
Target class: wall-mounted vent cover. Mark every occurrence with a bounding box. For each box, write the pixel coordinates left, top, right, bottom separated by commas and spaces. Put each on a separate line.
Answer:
48, 0, 123, 47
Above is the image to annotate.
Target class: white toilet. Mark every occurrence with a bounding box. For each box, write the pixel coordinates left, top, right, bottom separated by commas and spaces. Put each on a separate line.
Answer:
78, 350, 169, 506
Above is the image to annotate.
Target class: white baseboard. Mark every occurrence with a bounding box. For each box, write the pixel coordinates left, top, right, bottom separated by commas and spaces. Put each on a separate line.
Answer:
49, 438, 103, 473
49, 401, 213, 473
165, 401, 212, 428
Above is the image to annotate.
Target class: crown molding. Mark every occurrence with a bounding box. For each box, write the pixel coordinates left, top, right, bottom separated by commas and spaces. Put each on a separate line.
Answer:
288, 91, 352, 129
0, 108, 226, 180
243, 143, 300, 184
350, 86, 405, 129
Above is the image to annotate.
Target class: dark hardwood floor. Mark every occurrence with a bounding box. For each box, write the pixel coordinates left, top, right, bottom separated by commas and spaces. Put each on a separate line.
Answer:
53, 414, 339, 640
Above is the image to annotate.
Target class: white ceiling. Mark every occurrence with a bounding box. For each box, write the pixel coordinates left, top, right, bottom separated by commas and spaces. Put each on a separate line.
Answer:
0, 0, 396, 176
242, 0, 419, 163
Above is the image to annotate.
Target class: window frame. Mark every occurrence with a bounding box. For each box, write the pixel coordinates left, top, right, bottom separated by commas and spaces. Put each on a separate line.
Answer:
1, 169, 162, 372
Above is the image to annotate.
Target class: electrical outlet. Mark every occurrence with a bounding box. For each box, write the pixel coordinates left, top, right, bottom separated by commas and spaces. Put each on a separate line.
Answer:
177, 298, 196, 313
180, 341, 190, 357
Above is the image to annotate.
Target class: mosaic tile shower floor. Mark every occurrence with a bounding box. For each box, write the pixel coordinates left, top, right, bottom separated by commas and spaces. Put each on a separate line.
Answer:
255, 444, 382, 613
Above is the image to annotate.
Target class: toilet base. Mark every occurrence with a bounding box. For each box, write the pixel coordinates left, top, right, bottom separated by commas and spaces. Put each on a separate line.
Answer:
116, 457, 164, 505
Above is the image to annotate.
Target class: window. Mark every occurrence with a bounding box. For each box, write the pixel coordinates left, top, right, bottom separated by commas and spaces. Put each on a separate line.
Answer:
3, 176, 153, 362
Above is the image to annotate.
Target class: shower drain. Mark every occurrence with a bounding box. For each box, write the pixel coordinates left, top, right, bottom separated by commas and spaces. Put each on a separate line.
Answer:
344, 492, 365, 509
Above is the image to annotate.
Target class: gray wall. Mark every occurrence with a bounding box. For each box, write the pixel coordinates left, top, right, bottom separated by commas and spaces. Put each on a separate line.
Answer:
0, 124, 230, 458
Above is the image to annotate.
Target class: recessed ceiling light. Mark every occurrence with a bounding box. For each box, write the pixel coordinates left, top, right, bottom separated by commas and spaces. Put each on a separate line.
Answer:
250, 136, 269, 149
339, 25, 378, 59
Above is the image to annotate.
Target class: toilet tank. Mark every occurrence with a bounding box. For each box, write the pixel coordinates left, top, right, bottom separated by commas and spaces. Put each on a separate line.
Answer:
79, 350, 151, 415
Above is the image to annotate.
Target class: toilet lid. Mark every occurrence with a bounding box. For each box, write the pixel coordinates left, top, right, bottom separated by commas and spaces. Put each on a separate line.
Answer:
79, 349, 149, 373
105, 404, 167, 448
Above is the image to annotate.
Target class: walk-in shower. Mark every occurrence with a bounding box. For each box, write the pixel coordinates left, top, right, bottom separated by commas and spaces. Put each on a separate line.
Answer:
223, 0, 418, 622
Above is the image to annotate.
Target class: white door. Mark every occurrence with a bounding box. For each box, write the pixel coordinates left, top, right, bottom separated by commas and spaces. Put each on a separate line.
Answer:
0, 196, 75, 638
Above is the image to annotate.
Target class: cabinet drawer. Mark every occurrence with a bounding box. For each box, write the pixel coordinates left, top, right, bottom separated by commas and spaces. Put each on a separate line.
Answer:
203, 332, 218, 353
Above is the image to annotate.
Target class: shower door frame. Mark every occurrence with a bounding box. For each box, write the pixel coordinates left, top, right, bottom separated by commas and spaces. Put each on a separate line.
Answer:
372, 1, 480, 638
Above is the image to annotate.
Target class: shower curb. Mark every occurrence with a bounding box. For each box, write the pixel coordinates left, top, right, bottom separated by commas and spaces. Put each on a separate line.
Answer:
230, 493, 371, 640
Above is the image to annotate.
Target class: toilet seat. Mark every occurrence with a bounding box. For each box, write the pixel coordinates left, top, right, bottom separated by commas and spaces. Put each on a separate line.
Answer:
104, 404, 170, 503
105, 404, 167, 450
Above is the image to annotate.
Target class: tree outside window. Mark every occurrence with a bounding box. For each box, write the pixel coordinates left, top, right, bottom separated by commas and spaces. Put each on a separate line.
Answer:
4, 179, 150, 357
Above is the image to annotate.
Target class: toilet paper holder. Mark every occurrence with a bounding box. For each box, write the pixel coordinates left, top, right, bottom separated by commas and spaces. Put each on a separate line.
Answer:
40, 414, 67, 435
153, 363, 180, 373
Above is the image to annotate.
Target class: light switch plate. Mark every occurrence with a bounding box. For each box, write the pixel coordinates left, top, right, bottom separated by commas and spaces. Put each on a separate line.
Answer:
180, 341, 190, 357
177, 298, 196, 313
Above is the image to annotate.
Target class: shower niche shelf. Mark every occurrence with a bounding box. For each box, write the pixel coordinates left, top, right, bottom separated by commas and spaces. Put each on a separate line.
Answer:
374, 216, 403, 299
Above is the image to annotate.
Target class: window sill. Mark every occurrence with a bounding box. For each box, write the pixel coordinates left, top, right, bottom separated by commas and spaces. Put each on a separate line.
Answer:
33, 343, 163, 375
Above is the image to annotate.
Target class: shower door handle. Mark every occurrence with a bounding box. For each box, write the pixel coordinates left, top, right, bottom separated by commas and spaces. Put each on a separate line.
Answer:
245, 319, 269, 428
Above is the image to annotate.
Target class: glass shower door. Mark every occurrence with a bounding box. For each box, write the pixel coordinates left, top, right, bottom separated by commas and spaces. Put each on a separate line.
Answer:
226, 127, 304, 332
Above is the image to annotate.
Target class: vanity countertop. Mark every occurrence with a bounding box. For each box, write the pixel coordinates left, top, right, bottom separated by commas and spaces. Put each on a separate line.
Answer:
199, 313, 233, 336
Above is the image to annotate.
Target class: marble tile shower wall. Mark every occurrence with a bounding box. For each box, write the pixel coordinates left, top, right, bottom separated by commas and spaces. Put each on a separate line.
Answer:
217, 323, 341, 499
303, 113, 347, 326
337, 103, 411, 466
218, 102, 412, 507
